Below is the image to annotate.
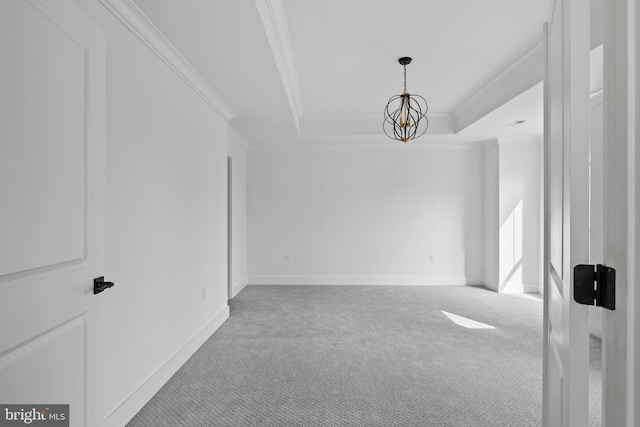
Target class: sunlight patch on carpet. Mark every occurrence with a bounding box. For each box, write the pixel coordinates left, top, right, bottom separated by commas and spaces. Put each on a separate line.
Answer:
441, 311, 497, 329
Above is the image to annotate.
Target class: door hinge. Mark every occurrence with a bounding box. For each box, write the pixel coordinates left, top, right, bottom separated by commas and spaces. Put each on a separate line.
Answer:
94, 276, 114, 295
573, 264, 615, 310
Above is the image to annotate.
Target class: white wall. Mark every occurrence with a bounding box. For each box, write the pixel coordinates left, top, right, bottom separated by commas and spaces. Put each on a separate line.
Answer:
228, 129, 249, 297
73, 1, 230, 425
483, 140, 500, 290
248, 148, 484, 285
482, 138, 541, 293
498, 138, 541, 293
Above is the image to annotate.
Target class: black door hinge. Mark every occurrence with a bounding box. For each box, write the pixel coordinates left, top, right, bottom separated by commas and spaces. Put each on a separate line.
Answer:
573, 264, 615, 310
94, 276, 114, 294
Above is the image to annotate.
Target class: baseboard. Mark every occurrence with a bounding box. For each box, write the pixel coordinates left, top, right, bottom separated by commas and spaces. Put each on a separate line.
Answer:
483, 280, 500, 292
248, 275, 478, 286
104, 305, 230, 427
231, 277, 248, 298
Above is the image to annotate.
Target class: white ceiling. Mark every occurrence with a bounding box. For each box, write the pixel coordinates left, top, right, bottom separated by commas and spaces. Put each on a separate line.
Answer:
132, 0, 549, 147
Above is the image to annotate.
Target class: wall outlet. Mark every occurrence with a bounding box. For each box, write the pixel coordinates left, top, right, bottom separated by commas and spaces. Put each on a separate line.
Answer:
284, 254, 291, 263
201, 287, 207, 301
430, 255, 436, 263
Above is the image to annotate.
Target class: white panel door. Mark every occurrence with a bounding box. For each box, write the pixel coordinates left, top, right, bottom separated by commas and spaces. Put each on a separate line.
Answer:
601, 0, 638, 425
543, 0, 591, 426
0, 1, 106, 426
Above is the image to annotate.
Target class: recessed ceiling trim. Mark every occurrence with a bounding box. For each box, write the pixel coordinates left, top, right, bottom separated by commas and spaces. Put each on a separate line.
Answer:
250, 141, 483, 152
300, 113, 455, 136
98, 0, 236, 121
254, 0, 304, 132
454, 43, 543, 133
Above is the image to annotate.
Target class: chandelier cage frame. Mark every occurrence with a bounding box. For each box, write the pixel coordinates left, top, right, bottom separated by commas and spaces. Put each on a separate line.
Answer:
383, 57, 429, 143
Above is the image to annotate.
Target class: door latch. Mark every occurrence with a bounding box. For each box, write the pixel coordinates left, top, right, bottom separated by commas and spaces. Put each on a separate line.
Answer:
94, 276, 114, 294
573, 264, 615, 310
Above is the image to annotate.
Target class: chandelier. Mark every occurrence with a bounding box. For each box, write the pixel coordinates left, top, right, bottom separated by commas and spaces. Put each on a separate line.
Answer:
383, 57, 429, 142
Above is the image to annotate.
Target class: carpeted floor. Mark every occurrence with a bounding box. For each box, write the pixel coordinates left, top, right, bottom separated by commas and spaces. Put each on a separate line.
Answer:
128, 285, 548, 426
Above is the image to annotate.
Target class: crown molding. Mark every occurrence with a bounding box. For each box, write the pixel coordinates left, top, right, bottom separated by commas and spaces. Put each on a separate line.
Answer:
228, 126, 251, 150
254, 0, 304, 132
496, 136, 543, 146
300, 112, 455, 136
481, 136, 542, 149
481, 138, 500, 150
454, 43, 544, 133
97, 0, 235, 122
425, 113, 456, 134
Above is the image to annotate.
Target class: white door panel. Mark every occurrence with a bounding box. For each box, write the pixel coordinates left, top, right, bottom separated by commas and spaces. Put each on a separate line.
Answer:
0, 317, 86, 414
0, 1, 105, 426
601, 0, 638, 424
0, 0, 87, 277
543, 0, 591, 425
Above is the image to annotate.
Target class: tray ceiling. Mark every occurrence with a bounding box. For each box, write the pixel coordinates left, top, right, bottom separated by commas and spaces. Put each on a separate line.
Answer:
132, 0, 548, 147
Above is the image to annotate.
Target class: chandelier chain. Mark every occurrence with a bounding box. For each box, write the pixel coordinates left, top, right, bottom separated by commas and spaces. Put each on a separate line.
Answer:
403, 65, 407, 92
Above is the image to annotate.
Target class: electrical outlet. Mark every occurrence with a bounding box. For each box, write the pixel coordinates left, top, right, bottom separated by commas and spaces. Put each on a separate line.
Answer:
284, 254, 291, 263
430, 255, 436, 263
201, 287, 207, 301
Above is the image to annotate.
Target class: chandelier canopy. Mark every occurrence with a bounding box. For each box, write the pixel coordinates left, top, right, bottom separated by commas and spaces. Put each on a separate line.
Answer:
383, 57, 429, 143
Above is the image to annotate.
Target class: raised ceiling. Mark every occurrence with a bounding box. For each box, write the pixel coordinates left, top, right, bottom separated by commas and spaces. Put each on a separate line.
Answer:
131, 0, 548, 147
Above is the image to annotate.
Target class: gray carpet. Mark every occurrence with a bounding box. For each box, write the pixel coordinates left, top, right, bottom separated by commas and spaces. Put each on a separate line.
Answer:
128, 285, 547, 426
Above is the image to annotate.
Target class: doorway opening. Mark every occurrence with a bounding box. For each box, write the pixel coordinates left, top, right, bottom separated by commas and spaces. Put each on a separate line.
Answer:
587, 43, 604, 427
227, 156, 233, 302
